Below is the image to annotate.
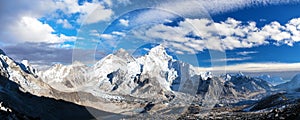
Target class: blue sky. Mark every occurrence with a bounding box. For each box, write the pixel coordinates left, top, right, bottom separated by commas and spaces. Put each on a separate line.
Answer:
198, 3, 300, 67
1, 0, 300, 73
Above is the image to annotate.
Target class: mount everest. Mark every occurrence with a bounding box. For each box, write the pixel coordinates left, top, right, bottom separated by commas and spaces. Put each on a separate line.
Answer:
0, 45, 300, 119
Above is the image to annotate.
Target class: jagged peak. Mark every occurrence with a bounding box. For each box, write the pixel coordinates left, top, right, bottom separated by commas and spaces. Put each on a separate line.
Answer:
148, 44, 166, 54
147, 44, 173, 60
200, 72, 213, 80
20, 60, 37, 75
113, 48, 135, 62
21, 60, 30, 67
236, 71, 245, 77
114, 48, 127, 54
113, 48, 129, 57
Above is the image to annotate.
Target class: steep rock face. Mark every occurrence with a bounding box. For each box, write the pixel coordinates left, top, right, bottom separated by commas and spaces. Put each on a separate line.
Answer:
136, 45, 175, 91
169, 61, 191, 92
92, 49, 142, 95
19, 60, 37, 77
200, 77, 228, 107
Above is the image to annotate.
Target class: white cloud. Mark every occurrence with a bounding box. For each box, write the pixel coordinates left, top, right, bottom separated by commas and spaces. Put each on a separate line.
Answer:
236, 51, 258, 56
196, 62, 300, 73
7, 16, 75, 43
132, 17, 300, 54
112, 31, 126, 37
79, 4, 113, 24
286, 18, 300, 42
0, 0, 116, 44
56, 0, 114, 24
119, 19, 129, 26
157, 0, 300, 17
89, 29, 101, 37
157, 0, 208, 18
100, 34, 115, 40
133, 9, 178, 25
57, 19, 73, 29
89, 30, 125, 39
210, 57, 252, 62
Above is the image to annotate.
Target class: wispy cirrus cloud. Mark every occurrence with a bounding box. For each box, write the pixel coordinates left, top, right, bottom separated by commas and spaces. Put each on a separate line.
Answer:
157, 0, 300, 17
210, 57, 252, 62
197, 62, 300, 73
236, 51, 258, 56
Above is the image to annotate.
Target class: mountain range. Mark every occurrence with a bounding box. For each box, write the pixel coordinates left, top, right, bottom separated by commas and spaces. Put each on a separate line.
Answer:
0, 45, 300, 119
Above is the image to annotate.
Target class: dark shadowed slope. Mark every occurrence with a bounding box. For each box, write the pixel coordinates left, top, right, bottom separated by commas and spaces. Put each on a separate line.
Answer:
0, 75, 122, 120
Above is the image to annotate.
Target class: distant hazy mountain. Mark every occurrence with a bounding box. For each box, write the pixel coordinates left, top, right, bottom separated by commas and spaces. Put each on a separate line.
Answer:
256, 74, 286, 86
276, 74, 300, 91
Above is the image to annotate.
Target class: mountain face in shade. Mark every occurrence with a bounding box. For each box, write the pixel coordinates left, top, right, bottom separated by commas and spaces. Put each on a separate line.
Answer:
0, 49, 5, 55
276, 74, 300, 91
257, 74, 285, 86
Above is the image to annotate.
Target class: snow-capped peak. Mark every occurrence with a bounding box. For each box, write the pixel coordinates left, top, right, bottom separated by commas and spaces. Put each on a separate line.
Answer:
20, 60, 37, 75
147, 44, 173, 61
224, 74, 232, 81
137, 45, 173, 73
21, 60, 30, 67
113, 48, 135, 62
200, 71, 213, 80
236, 71, 245, 77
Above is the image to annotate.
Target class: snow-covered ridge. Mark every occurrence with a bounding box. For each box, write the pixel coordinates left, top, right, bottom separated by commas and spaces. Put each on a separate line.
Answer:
0, 49, 51, 96
39, 45, 214, 98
